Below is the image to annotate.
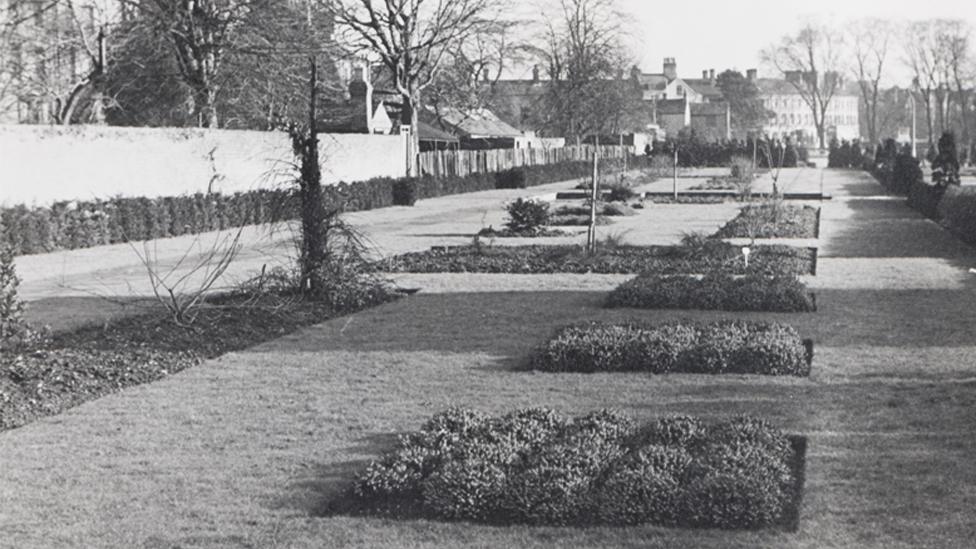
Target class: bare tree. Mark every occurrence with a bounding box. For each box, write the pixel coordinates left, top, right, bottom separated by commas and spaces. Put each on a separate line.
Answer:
127, 0, 254, 128
905, 20, 941, 146
846, 18, 894, 145
763, 21, 844, 150
938, 20, 974, 155
533, 0, 641, 143
0, 0, 113, 124
331, 0, 507, 176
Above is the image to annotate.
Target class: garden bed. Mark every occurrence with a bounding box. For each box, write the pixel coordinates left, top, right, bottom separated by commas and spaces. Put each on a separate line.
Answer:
477, 227, 576, 238
381, 243, 817, 276
341, 408, 806, 530
0, 292, 398, 432
532, 320, 811, 376
712, 204, 820, 239
605, 273, 816, 312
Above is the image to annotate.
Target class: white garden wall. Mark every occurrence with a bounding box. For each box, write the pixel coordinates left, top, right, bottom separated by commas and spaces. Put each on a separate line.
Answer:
0, 125, 407, 206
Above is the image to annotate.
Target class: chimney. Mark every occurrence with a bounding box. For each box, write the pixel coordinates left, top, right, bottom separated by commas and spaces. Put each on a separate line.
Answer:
348, 63, 374, 132
617, 68, 624, 80
532, 64, 540, 82
483, 67, 490, 82
747, 68, 757, 81
709, 68, 715, 82
663, 57, 677, 81
630, 65, 641, 80
702, 70, 709, 79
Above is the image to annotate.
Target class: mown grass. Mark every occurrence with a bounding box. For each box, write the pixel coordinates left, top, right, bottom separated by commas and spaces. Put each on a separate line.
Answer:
3, 289, 976, 548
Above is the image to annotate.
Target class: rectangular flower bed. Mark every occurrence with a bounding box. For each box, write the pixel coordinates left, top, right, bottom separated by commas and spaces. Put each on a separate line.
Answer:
345, 408, 806, 530
532, 320, 811, 376
712, 204, 820, 239
605, 273, 816, 312
380, 243, 816, 276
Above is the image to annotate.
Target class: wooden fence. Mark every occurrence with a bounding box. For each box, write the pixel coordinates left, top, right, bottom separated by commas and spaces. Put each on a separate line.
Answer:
418, 145, 632, 178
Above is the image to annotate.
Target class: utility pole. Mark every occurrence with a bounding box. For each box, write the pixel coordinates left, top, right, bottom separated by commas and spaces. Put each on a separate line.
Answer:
672, 144, 678, 200
587, 148, 599, 254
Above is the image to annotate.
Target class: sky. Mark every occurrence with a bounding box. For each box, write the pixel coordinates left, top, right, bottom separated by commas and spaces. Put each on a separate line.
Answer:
512, 0, 976, 84
621, 0, 976, 82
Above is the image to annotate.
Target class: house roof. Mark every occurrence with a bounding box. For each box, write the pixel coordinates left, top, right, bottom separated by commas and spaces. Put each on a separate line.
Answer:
656, 98, 688, 115
418, 121, 458, 143
427, 106, 523, 138
690, 102, 729, 116
684, 78, 724, 100
636, 73, 671, 91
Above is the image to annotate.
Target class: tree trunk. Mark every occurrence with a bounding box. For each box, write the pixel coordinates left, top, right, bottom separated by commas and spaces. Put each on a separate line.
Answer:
401, 93, 419, 177
300, 57, 325, 295
195, 86, 219, 128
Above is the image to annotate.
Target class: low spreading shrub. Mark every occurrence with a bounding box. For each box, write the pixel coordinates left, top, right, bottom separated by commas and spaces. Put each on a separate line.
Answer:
350, 408, 800, 529
605, 272, 815, 312
380, 242, 815, 276
532, 320, 809, 376
554, 203, 636, 217
712, 203, 819, 239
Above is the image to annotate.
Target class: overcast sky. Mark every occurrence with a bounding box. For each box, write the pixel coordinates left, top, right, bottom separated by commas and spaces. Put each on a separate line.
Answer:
622, 0, 976, 82
513, 0, 976, 84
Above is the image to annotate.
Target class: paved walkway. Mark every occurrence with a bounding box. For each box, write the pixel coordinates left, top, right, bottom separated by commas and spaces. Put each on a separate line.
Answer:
3, 167, 976, 548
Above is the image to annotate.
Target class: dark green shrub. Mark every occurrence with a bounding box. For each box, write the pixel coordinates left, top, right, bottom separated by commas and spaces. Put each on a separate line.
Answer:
932, 131, 961, 187
392, 178, 418, 206
532, 320, 809, 376
594, 445, 689, 525
505, 198, 550, 233
605, 272, 815, 312
938, 186, 976, 244
605, 183, 636, 202
0, 240, 33, 351
495, 167, 527, 189
349, 408, 800, 529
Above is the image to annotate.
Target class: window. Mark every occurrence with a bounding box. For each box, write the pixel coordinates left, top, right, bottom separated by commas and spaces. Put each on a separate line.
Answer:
677, 85, 684, 96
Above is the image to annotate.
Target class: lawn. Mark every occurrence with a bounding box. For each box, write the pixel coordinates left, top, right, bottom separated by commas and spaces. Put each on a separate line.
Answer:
3, 167, 976, 548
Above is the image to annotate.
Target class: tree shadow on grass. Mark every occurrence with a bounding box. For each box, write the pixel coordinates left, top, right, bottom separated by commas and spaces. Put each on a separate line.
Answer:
249, 288, 976, 357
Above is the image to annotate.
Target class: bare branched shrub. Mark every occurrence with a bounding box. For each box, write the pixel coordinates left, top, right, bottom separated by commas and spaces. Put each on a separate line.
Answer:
132, 227, 244, 327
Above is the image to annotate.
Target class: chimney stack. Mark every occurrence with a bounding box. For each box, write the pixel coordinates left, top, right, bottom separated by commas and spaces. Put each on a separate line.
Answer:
532, 64, 540, 82
747, 68, 757, 81
702, 70, 709, 79
709, 69, 715, 82
663, 57, 677, 81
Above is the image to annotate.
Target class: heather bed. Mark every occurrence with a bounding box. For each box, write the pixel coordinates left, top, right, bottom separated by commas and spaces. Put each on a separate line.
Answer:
380, 242, 816, 276
712, 204, 820, 239
605, 273, 816, 313
531, 320, 811, 376
343, 408, 805, 530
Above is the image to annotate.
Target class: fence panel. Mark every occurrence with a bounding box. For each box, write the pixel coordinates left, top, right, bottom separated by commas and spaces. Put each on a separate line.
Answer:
417, 145, 633, 178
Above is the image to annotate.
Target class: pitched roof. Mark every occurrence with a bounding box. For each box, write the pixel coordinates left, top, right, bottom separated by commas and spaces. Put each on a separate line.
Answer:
636, 73, 670, 91
684, 78, 724, 100
656, 98, 687, 115
417, 121, 458, 143
426, 106, 523, 138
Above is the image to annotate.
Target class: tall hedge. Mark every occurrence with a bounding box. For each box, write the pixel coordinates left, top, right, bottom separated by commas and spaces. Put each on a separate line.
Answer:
2, 160, 607, 256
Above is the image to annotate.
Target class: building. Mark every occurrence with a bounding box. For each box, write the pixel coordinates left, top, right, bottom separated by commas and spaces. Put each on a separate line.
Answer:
633, 59, 730, 141
751, 69, 860, 145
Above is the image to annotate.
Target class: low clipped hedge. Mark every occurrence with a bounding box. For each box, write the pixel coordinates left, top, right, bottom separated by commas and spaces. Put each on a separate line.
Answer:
606, 273, 815, 312
712, 204, 819, 239
2, 160, 610, 256
349, 408, 803, 529
532, 320, 810, 376
938, 186, 976, 245
381, 242, 816, 276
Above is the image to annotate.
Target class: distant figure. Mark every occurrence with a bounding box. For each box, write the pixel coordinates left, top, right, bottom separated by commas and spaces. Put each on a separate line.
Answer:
644, 143, 652, 157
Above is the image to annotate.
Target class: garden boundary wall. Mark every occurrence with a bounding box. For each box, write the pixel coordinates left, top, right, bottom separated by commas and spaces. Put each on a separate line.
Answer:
0, 124, 407, 206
